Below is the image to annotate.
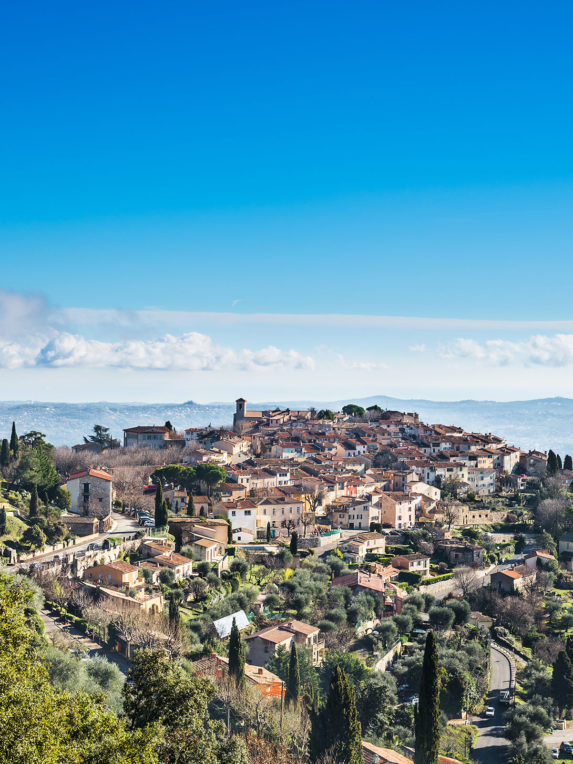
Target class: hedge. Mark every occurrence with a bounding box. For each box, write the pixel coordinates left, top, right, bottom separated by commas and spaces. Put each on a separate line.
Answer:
419, 572, 454, 586
397, 571, 423, 585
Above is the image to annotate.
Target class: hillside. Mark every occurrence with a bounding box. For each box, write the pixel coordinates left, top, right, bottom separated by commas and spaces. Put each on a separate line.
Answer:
0, 395, 571, 454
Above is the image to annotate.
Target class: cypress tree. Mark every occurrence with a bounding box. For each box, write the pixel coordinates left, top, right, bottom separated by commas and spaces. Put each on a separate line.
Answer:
558, 454, 563, 470
168, 595, 181, 634
199, 506, 206, 517
567, 635, 573, 664
286, 642, 301, 709
552, 650, 573, 714
228, 618, 245, 689
290, 531, 298, 556
565, 455, 573, 472
547, 450, 558, 476
415, 631, 441, 764
310, 665, 362, 764
187, 492, 195, 517
0, 506, 6, 536
154, 481, 164, 527
9, 422, 18, 459
161, 500, 169, 528
29, 485, 39, 519
0, 439, 9, 468
266, 522, 271, 543
227, 521, 233, 544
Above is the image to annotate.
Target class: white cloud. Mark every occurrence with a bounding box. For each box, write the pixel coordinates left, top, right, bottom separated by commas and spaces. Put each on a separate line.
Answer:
409, 343, 426, 352
61, 306, 573, 332
0, 331, 315, 372
441, 334, 573, 367
0, 288, 52, 339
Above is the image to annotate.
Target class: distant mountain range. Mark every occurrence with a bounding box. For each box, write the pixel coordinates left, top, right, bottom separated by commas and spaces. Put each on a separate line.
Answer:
0, 395, 571, 455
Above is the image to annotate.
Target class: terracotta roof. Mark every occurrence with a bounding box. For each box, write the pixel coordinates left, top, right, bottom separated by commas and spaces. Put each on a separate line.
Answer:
123, 425, 169, 434
332, 571, 385, 593
501, 570, 521, 579
362, 741, 412, 764
68, 468, 113, 482
193, 538, 219, 548
154, 552, 193, 567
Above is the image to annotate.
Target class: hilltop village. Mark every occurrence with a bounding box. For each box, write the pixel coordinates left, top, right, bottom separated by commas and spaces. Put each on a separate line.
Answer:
1, 398, 573, 763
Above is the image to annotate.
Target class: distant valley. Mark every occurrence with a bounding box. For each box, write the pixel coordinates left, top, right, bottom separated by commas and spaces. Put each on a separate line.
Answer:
0, 395, 571, 455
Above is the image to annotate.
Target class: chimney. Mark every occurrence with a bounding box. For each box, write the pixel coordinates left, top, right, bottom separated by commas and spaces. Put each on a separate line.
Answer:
258, 668, 263, 675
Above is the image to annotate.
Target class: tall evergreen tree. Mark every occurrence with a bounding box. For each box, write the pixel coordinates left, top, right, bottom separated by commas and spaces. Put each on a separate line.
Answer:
310, 665, 363, 764
228, 618, 245, 689
29, 485, 39, 519
187, 492, 195, 517
290, 530, 298, 556
9, 422, 18, 459
565, 455, 573, 472
226, 520, 233, 544
557, 454, 563, 470
415, 631, 441, 764
286, 642, 301, 709
266, 521, 272, 543
168, 595, 181, 634
0, 439, 9, 469
154, 481, 164, 527
567, 635, 573, 664
552, 650, 573, 714
161, 500, 169, 528
547, 449, 558, 476
0, 506, 6, 536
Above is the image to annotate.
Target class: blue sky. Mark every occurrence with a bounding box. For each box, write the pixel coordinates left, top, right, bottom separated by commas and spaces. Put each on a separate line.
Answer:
1, 1, 573, 402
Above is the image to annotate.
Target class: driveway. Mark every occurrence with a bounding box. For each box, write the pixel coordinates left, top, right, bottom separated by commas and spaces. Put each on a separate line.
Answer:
471, 644, 512, 764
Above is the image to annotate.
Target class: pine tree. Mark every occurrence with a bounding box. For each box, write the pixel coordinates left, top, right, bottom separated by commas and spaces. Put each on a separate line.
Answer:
0, 439, 9, 469
228, 618, 245, 689
547, 449, 558, 476
9, 422, 18, 459
154, 481, 164, 527
187, 493, 195, 517
290, 531, 298, 556
552, 650, 573, 714
29, 485, 39, 519
286, 642, 301, 709
0, 507, 6, 536
310, 665, 363, 763
266, 522, 272, 543
415, 631, 441, 764
565, 455, 573, 472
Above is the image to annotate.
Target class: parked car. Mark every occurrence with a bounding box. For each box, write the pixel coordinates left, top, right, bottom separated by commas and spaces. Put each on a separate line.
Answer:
485, 707, 495, 717
560, 741, 572, 755
552, 748, 559, 759
144, 520, 155, 528
86, 542, 99, 551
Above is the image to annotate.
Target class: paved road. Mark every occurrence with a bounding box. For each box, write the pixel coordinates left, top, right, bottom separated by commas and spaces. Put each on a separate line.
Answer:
22, 511, 140, 566
472, 644, 512, 764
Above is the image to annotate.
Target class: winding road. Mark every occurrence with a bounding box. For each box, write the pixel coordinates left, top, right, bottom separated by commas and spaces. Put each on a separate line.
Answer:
472, 644, 512, 763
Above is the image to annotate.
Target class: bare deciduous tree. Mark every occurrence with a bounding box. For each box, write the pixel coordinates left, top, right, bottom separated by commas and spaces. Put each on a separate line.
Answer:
453, 565, 482, 597
536, 497, 567, 536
